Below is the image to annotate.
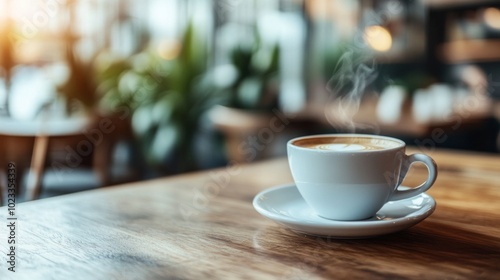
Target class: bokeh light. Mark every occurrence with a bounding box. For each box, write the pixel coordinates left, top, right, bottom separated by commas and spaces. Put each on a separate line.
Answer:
363, 25, 392, 52
484, 7, 500, 29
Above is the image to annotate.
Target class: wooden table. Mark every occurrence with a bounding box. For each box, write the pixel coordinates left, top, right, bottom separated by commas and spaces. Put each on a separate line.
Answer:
0, 148, 499, 279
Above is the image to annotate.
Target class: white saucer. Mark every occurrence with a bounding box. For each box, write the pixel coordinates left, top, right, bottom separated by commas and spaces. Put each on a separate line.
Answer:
253, 184, 436, 238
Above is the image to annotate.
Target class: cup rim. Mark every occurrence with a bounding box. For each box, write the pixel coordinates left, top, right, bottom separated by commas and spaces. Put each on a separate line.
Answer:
287, 134, 406, 153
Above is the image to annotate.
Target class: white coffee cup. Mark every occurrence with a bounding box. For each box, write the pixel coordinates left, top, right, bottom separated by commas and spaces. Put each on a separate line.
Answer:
287, 134, 437, 221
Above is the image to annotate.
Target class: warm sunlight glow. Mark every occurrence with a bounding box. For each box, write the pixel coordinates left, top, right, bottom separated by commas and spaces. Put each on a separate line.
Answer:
0, 1, 7, 20
484, 7, 500, 29
0, 0, 42, 21
363, 25, 392, 52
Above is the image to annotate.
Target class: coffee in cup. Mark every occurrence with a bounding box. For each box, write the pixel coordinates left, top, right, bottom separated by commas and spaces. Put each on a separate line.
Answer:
287, 134, 437, 221
292, 136, 398, 151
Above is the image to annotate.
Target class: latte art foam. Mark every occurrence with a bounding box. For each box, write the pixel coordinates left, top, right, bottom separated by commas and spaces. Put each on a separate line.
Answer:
313, 143, 376, 151
292, 136, 401, 152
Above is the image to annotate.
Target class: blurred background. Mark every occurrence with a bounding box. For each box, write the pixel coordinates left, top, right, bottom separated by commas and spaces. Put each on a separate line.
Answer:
0, 0, 499, 201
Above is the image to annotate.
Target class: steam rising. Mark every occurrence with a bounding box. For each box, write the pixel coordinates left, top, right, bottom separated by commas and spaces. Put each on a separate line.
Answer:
325, 49, 378, 133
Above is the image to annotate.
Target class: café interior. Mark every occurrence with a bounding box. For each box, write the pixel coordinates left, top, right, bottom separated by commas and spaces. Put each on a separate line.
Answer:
0, 0, 500, 279
0, 0, 499, 201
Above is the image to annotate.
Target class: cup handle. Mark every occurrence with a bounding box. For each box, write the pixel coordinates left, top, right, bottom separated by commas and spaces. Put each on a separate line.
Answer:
390, 153, 438, 201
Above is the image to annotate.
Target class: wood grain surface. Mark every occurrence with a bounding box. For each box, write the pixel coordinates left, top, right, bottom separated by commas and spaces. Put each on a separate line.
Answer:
0, 148, 499, 279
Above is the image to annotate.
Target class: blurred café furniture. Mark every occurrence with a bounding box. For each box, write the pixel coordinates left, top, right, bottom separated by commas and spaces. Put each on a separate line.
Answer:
0, 115, 118, 204
210, 92, 496, 163
323, 94, 493, 137
425, 0, 500, 80
208, 105, 275, 163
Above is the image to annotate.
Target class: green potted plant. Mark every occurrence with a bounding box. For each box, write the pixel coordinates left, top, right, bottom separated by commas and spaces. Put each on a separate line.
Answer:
217, 29, 280, 111
57, 44, 99, 115
206, 28, 281, 162
97, 21, 218, 174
